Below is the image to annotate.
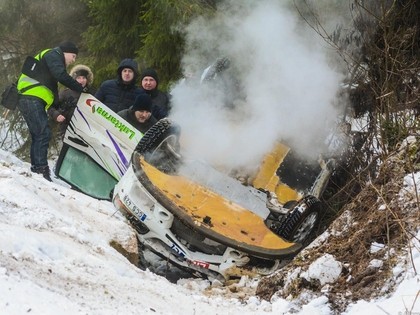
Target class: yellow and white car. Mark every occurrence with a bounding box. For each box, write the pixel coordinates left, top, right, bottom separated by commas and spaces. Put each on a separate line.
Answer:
55, 92, 334, 281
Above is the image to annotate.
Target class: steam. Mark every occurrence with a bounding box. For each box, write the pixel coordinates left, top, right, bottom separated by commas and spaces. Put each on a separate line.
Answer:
170, 0, 345, 172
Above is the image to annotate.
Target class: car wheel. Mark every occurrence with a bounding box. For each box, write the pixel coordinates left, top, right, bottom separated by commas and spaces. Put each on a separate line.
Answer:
135, 118, 181, 173
277, 195, 321, 245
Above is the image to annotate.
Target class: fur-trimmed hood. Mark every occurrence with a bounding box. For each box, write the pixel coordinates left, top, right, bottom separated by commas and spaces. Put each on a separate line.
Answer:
70, 64, 94, 86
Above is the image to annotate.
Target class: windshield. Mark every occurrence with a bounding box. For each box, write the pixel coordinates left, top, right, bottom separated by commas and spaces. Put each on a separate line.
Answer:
56, 146, 117, 200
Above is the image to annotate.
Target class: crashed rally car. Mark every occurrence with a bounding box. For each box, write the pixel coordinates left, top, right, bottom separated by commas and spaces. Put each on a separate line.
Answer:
55, 93, 335, 281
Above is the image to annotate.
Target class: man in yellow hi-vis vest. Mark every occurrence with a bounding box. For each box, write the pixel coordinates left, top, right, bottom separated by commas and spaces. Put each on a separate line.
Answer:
17, 41, 86, 181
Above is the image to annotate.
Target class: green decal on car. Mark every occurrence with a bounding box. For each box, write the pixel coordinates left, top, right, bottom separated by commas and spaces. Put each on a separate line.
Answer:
96, 106, 136, 139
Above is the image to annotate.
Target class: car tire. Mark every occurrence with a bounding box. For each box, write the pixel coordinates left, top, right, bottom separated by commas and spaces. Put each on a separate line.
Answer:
277, 195, 321, 245
134, 118, 181, 173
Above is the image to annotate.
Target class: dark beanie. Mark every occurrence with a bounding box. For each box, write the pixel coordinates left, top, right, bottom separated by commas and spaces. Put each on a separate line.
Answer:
73, 69, 89, 78
132, 94, 152, 112
59, 41, 79, 54
140, 68, 159, 84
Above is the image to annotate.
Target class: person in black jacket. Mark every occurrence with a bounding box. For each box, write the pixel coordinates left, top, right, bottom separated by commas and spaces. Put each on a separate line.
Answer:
95, 58, 143, 113
16, 41, 86, 181
48, 64, 94, 139
139, 68, 171, 120
117, 93, 157, 135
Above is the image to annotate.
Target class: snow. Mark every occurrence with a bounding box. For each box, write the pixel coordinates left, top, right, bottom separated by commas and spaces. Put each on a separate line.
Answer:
402, 172, 420, 195
344, 275, 420, 315
0, 148, 419, 315
304, 254, 342, 286
370, 242, 385, 253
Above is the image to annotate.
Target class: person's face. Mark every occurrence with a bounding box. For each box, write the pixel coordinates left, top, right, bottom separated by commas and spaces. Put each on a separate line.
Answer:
76, 75, 87, 87
141, 76, 157, 91
64, 53, 77, 67
121, 68, 135, 83
134, 110, 151, 123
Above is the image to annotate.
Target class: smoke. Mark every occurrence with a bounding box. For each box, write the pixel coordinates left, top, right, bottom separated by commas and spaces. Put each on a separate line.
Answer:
170, 0, 345, 172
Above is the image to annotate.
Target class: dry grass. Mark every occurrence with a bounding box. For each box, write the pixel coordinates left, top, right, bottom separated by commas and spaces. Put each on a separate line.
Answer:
256, 140, 420, 312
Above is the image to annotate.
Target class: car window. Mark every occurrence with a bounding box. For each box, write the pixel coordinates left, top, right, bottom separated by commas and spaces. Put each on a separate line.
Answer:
56, 146, 117, 200
277, 150, 321, 193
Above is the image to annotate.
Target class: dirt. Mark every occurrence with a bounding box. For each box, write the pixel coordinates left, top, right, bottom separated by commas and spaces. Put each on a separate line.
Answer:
255, 140, 420, 313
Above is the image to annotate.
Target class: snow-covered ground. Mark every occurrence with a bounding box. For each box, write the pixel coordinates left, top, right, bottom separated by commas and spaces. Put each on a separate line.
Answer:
0, 148, 419, 315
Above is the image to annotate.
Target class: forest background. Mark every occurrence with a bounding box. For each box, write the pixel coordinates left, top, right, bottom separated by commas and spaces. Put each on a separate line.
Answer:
0, 0, 419, 205
0, 0, 419, 161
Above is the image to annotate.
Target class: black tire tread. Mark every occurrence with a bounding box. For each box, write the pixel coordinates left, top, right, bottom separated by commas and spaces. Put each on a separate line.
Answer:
277, 195, 321, 244
135, 118, 174, 155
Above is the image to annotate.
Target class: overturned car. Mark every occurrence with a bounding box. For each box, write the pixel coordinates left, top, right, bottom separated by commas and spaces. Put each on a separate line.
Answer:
55, 93, 337, 281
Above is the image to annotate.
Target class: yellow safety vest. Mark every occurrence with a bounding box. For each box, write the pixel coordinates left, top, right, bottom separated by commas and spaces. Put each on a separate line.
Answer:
17, 49, 54, 109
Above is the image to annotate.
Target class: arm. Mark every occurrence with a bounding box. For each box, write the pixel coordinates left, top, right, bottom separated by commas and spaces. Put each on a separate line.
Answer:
47, 106, 60, 121
43, 50, 84, 92
47, 103, 65, 122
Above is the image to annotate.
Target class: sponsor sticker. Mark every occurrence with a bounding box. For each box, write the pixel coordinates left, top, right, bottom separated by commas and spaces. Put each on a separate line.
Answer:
85, 99, 136, 139
189, 260, 210, 269
170, 243, 186, 258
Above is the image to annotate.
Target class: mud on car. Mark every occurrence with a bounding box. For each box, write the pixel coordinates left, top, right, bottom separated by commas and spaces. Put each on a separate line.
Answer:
54, 91, 342, 281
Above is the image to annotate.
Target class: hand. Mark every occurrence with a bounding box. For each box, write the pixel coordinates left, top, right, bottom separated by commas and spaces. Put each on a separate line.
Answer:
56, 115, 66, 123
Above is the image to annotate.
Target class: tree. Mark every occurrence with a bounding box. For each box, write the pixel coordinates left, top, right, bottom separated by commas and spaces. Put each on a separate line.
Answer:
0, 0, 89, 74
294, 0, 420, 151
138, 0, 216, 88
257, 1, 420, 306
82, 0, 216, 89
0, 0, 89, 159
81, 0, 145, 84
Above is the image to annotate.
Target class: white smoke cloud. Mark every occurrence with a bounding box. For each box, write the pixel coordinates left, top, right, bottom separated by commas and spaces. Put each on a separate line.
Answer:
170, 0, 345, 173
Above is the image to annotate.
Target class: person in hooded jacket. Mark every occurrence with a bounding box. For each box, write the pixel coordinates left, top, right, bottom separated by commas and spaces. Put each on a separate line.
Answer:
139, 68, 171, 120
48, 64, 94, 139
117, 93, 157, 134
95, 58, 142, 113
16, 40, 86, 181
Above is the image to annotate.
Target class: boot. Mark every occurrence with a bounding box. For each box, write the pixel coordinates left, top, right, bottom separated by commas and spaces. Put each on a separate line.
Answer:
31, 165, 52, 182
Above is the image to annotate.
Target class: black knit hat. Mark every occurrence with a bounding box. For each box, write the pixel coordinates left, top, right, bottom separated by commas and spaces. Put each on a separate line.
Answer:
73, 69, 89, 78
132, 94, 152, 112
140, 68, 159, 85
59, 41, 79, 54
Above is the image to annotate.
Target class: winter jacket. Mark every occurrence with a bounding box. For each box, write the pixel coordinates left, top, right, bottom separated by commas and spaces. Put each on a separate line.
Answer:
95, 59, 143, 113
17, 47, 84, 109
48, 65, 94, 137
117, 108, 157, 135
140, 88, 171, 120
